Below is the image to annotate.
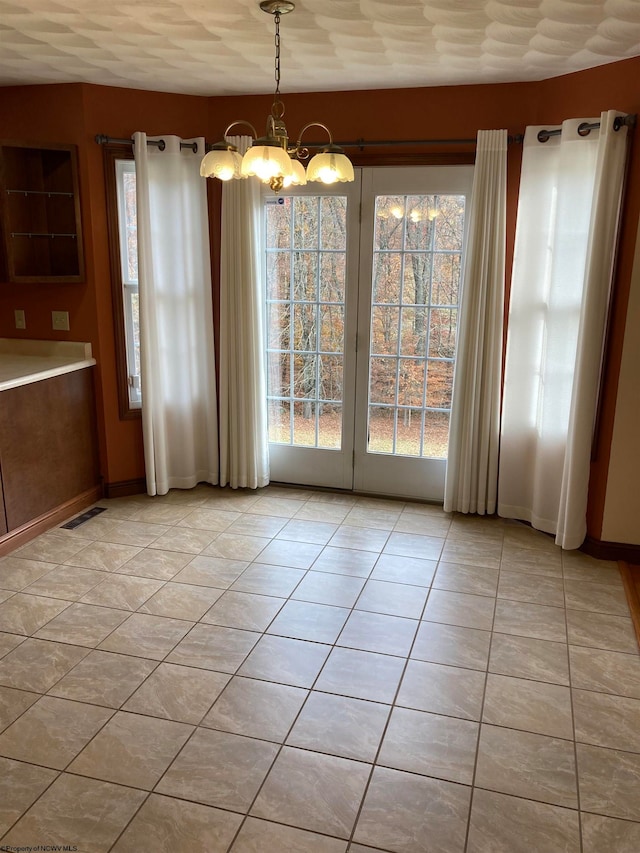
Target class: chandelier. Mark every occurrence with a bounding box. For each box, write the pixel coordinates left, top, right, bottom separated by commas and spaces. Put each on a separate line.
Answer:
200, 0, 354, 192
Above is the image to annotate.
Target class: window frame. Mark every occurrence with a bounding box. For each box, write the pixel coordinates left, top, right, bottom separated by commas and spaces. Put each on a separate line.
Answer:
103, 144, 141, 419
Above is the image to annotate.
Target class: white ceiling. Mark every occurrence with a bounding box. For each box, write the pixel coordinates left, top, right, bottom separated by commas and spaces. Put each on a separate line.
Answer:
0, 0, 638, 97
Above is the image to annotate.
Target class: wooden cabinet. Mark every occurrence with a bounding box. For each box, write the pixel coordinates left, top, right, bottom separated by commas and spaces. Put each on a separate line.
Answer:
0, 142, 84, 282
0, 369, 99, 532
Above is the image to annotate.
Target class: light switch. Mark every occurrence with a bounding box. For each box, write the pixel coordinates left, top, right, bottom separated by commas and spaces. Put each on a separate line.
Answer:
14, 309, 26, 329
52, 310, 70, 331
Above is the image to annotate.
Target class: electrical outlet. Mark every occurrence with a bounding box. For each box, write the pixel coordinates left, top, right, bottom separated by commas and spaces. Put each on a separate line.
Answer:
52, 310, 70, 331
14, 309, 26, 329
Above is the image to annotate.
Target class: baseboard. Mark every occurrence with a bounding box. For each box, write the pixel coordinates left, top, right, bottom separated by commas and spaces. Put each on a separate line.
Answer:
103, 478, 147, 498
620, 563, 640, 649
582, 535, 640, 563
0, 485, 103, 556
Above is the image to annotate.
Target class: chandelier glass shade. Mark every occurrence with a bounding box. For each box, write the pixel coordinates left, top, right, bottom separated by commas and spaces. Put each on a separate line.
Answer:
200, 1, 354, 192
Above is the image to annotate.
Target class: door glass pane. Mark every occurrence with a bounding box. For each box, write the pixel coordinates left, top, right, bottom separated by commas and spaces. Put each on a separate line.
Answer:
268, 400, 291, 443
429, 308, 457, 358
318, 404, 342, 449
371, 307, 400, 355
397, 408, 423, 456
368, 406, 395, 454
319, 305, 344, 352
265, 195, 347, 450
374, 197, 406, 250
367, 193, 466, 459
372, 252, 402, 302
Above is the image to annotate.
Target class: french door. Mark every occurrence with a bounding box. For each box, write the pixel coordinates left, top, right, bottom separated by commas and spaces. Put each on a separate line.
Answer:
264, 165, 474, 500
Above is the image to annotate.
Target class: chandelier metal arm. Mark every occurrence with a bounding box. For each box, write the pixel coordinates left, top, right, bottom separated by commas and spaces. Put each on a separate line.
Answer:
296, 121, 333, 145
222, 120, 258, 143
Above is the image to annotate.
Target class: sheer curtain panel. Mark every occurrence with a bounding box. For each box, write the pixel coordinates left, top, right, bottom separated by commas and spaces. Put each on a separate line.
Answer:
444, 129, 507, 515
134, 132, 219, 496
219, 136, 269, 489
498, 112, 628, 548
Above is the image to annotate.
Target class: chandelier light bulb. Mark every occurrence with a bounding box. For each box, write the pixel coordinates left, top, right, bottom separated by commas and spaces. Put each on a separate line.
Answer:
241, 144, 293, 183
283, 158, 307, 187
306, 149, 354, 184
200, 148, 243, 180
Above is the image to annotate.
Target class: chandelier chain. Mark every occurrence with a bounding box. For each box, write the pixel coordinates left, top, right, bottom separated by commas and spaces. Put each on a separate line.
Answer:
274, 12, 281, 99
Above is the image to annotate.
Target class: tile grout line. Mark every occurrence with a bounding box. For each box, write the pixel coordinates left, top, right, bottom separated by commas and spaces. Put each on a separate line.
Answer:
461, 518, 503, 853
111, 488, 327, 853
220, 511, 398, 851
0, 496, 290, 849
343, 517, 444, 851
563, 549, 585, 853
1, 490, 639, 848
100, 490, 317, 853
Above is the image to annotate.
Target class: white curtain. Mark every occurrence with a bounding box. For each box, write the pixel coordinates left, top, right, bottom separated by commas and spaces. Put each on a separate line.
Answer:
134, 132, 219, 496
498, 112, 628, 548
444, 129, 507, 515
219, 136, 269, 488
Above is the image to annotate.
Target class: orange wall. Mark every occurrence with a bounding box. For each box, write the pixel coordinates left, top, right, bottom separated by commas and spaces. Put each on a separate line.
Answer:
0, 84, 209, 485
0, 57, 638, 541
0, 84, 111, 475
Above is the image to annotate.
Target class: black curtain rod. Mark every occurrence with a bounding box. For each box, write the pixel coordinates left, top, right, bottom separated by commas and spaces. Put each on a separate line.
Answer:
94, 135, 199, 152
537, 113, 636, 143
322, 135, 524, 149
97, 116, 636, 153
95, 133, 524, 152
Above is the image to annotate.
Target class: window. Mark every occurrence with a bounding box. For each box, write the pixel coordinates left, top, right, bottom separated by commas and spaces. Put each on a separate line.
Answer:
263, 189, 465, 459
103, 145, 141, 417
115, 160, 140, 407
264, 193, 348, 449
368, 193, 465, 458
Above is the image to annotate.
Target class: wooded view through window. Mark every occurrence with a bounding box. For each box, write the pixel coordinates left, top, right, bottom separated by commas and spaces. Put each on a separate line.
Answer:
265, 191, 465, 458
265, 195, 347, 449
369, 193, 464, 458
115, 158, 141, 408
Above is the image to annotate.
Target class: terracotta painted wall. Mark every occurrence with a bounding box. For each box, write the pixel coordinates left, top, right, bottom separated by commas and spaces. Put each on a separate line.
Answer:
0, 84, 111, 476
0, 83, 209, 486
0, 57, 637, 545
601, 210, 640, 545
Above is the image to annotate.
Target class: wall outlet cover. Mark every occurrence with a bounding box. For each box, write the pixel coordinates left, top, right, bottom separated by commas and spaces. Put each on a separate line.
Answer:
52, 310, 70, 331
14, 309, 26, 329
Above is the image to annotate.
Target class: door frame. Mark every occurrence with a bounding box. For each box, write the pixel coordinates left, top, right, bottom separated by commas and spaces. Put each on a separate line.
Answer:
352, 165, 475, 500
265, 174, 362, 489
264, 164, 475, 500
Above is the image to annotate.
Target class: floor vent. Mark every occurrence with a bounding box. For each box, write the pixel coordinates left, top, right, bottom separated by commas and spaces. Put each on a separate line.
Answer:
60, 506, 107, 530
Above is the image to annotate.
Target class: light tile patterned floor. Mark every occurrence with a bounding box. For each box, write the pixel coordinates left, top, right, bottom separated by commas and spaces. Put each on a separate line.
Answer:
0, 484, 639, 852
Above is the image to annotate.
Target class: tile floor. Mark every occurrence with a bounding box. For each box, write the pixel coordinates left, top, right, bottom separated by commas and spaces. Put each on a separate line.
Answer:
0, 484, 639, 852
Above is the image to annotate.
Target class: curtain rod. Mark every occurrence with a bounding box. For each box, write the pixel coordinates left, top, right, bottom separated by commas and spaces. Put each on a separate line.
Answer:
94, 133, 524, 151
94, 135, 199, 151
537, 113, 636, 143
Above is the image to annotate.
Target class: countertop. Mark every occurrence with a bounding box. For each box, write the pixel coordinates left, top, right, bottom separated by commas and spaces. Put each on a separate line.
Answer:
0, 338, 96, 392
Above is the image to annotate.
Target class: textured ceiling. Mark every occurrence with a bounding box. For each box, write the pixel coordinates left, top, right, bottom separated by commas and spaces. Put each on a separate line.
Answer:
0, 1, 638, 96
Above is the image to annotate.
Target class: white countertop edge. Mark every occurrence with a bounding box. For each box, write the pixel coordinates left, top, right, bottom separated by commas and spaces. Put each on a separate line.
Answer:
0, 338, 92, 360
0, 357, 96, 392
